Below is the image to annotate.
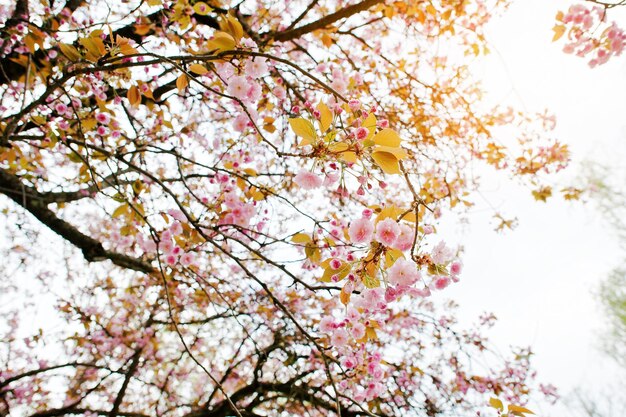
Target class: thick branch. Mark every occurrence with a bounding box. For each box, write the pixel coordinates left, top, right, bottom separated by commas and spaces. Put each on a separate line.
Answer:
0, 168, 155, 273
270, 0, 384, 42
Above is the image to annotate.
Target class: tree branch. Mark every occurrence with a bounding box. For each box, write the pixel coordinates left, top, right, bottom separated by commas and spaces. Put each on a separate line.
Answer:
0, 168, 155, 273
269, 0, 384, 42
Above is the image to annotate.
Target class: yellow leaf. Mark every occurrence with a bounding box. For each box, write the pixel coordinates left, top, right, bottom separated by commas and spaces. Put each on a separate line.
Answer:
532, 186, 552, 202
31, 115, 47, 125
134, 23, 153, 36
400, 211, 417, 222
243, 168, 258, 176
207, 31, 236, 53
249, 188, 265, 201
321, 261, 351, 282
317, 102, 333, 132
374, 145, 408, 159
555, 10, 564, 22
289, 118, 316, 146
340, 151, 357, 164
58, 43, 81, 61
372, 151, 400, 174
552, 24, 566, 42
385, 249, 404, 267
489, 398, 503, 412
79, 36, 106, 61
82, 118, 97, 130
112, 204, 128, 218
340, 288, 351, 305
321, 32, 334, 47
291, 233, 311, 244
375, 205, 402, 223
372, 128, 401, 147
219, 15, 244, 42
363, 273, 379, 288
24, 34, 37, 54
366, 326, 378, 340
508, 405, 534, 416
328, 142, 357, 163
189, 63, 209, 75
193, 1, 212, 15
305, 243, 321, 263
119, 43, 138, 55
176, 73, 189, 91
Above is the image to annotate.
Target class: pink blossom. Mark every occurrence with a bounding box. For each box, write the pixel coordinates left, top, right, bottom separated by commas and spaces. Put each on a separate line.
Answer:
385, 286, 398, 302
96, 112, 110, 124
273, 85, 286, 99
346, 307, 360, 322
354, 288, 385, 311
341, 356, 358, 369
431, 241, 454, 264
165, 254, 177, 265
232, 113, 248, 132
167, 209, 186, 221
355, 127, 368, 140
231, 202, 255, 226
323, 171, 339, 186
215, 62, 235, 79
227, 75, 249, 100
246, 81, 262, 102
387, 259, 420, 287
450, 261, 462, 276
348, 217, 374, 244
180, 252, 195, 267
169, 221, 183, 235
244, 58, 268, 78
348, 99, 361, 112
319, 316, 335, 333
294, 169, 323, 189
392, 223, 414, 251
160, 240, 174, 254
350, 322, 366, 340
433, 276, 450, 290
375, 218, 400, 246
331, 328, 349, 347
55, 102, 68, 114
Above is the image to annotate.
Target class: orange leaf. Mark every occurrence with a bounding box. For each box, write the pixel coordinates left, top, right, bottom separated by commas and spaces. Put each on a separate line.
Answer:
127, 86, 141, 107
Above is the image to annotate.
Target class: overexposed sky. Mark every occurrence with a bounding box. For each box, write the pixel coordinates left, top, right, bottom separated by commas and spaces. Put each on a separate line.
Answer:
441, 0, 626, 415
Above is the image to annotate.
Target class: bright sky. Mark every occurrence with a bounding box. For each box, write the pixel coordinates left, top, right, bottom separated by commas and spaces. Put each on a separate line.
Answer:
439, 0, 626, 415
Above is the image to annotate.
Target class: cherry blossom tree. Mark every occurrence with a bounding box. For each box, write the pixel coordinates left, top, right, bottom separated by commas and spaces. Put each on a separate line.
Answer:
0, 0, 570, 416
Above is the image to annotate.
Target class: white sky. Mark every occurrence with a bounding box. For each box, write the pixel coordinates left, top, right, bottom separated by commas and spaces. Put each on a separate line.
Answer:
439, 0, 626, 415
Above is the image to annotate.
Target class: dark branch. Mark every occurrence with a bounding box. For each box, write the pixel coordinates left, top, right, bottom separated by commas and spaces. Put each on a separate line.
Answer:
0, 168, 155, 273
269, 0, 384, 42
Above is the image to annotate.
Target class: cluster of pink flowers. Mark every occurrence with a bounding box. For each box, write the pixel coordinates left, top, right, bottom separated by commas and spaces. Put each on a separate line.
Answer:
559, 4, 626, 67
159, 218, 196, 267
221, 190, 256, 227
319, 310, 386, 402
